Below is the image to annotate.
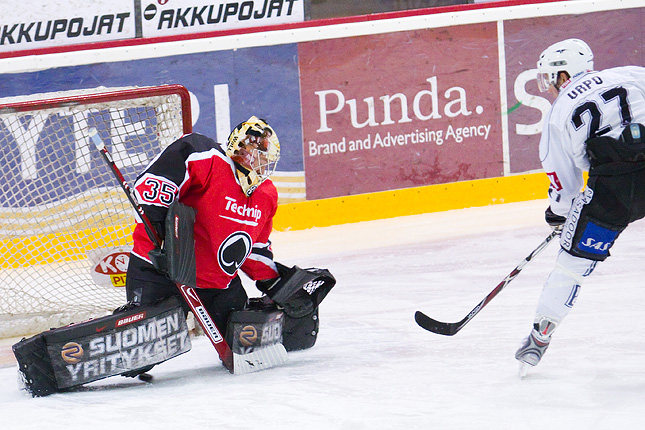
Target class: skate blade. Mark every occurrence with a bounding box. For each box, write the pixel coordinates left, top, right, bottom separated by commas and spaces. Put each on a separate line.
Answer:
518, 361, 532, 379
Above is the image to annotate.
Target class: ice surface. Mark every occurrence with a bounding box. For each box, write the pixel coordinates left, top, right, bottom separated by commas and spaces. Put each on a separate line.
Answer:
2, 199, 644, 430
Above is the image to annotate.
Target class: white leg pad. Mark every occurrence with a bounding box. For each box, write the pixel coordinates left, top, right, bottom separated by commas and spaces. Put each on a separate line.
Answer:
534, 250, 597, 325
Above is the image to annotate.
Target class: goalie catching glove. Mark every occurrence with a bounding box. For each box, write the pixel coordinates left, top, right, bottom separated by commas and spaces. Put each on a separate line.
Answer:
256, 263, 336, 318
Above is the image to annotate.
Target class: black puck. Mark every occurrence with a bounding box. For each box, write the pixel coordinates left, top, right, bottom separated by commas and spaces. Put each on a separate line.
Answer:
138, 373, 153, 382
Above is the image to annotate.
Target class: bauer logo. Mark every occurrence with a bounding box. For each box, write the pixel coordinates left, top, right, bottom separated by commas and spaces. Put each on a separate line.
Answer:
115, 312, 147, 328
61, 342, 84, 364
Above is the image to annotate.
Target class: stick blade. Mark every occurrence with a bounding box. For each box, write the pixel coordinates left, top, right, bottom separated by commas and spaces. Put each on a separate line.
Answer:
414, 311, 460, 336
233, 343, 288, 375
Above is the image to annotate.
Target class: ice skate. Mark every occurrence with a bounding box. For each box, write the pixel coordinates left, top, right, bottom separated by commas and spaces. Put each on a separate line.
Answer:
515, 329, 551, 378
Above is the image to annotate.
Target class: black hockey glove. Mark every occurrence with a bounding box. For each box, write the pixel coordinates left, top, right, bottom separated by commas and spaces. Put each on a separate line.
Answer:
545, 206, 566, 233
256, 263, 336, 318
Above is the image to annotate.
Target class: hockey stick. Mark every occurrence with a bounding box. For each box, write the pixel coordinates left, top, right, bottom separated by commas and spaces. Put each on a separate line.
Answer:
90, 128, 286, 373
415, 230, 559, 336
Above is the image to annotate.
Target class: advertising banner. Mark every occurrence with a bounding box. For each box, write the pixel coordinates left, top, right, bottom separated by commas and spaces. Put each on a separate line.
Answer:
503, 8, 645, 174
0, 0, 305, 54
0, 44, 303, 208
140, 0, 305, 37
0, 1, 136, 53
298, 23, 503, 200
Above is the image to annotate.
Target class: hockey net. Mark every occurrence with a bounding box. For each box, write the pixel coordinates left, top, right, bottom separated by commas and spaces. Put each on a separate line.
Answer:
0, 85, 192, 339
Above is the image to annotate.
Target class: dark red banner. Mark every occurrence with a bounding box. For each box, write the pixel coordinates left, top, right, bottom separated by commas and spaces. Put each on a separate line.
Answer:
299, 23, 503, 200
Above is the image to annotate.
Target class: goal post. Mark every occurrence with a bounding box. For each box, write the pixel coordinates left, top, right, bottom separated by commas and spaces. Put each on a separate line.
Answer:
0, 85, 192, 339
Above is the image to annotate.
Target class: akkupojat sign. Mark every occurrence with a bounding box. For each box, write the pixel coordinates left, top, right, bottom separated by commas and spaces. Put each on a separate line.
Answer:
299, 23, 503, 200
0, 1, 136, 52
0, 0, 304, 53
140, 0, 304, 37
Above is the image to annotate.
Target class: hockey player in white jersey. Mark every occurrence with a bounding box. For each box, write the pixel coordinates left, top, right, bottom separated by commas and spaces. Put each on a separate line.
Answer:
516, 38, 645, 375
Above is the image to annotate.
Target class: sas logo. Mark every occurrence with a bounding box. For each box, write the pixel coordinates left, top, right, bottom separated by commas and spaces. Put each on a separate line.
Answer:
578, 221, 619, 256
239, 325, 258, 346
61, 342, 84, 364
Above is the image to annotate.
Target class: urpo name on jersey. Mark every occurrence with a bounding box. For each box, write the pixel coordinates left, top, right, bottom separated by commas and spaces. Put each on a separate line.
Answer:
565, 76, 603, 100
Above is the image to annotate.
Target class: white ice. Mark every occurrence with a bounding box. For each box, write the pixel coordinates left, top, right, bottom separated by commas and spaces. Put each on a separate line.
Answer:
2, 199, 645, 430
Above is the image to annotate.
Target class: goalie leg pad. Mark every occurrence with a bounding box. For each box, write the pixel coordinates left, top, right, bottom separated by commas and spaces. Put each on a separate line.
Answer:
283, 307, 320, 352
12, 296, 191, 397
226, 299, 284, 354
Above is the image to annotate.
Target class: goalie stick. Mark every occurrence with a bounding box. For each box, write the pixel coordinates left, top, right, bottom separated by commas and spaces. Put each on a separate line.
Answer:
90, 128, 287, 374
415, 230, 559, 336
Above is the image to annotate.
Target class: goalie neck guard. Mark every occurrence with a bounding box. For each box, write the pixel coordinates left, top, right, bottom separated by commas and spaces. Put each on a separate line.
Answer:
226, 116, 280, 196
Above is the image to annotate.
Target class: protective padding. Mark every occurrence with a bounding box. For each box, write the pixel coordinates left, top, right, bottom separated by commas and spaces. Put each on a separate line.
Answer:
226, 303, 284, 355
164, 201, 197, 287
12, 296, 191, 396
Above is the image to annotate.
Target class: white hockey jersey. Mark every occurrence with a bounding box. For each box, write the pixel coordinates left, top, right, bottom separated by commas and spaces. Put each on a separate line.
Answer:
540, 66, 645, 216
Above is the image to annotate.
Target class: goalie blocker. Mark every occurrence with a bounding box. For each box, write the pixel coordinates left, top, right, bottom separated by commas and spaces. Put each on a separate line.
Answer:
12, 296, 191, 397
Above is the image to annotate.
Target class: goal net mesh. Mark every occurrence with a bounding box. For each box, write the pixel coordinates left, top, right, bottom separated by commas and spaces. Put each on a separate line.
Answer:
0, 85, 192, 338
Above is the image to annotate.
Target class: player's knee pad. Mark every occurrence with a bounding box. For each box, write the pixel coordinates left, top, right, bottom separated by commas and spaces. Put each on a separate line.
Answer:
226, 298, 321, 353
535, 253, 592, 324
12, 296, 191, 397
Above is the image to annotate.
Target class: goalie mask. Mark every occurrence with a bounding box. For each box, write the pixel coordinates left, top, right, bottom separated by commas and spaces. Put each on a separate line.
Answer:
536, 38, 594, 92
227, 116, 280, 196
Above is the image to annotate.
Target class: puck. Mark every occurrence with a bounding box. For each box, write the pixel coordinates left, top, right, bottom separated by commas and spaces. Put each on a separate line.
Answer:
138, 372, 153, 382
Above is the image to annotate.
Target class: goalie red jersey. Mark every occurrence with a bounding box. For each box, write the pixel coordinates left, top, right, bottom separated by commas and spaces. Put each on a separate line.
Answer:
131, 132, 279, 289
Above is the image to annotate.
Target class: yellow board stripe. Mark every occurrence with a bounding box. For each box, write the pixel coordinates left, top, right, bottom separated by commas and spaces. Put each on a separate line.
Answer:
1, 173, 549, 267
272, 172, 550, 231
